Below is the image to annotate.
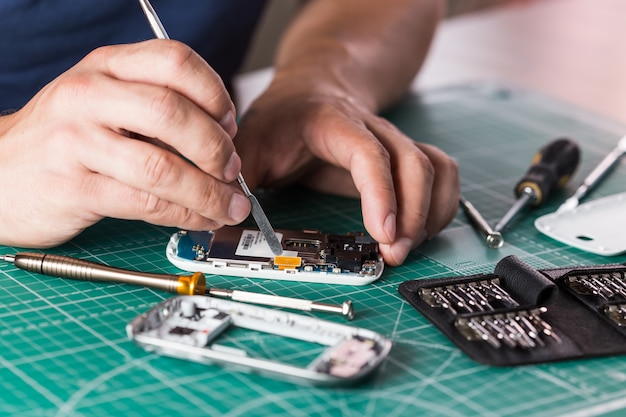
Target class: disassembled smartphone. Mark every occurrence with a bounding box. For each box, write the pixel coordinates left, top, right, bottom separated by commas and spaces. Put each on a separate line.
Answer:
126, 295, 392, 385
165, 227, 385, 285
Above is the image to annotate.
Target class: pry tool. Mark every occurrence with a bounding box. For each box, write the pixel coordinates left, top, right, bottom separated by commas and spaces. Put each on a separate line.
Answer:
137, 0, 283, 256
557, 135, 626, 213
494, 138, 580, 233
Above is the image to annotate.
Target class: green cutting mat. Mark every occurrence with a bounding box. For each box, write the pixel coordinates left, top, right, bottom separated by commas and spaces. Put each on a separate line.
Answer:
2, 84, 626, 417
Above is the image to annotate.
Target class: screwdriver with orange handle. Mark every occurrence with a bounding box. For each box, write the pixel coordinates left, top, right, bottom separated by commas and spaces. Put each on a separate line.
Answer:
493, 138, 581, 233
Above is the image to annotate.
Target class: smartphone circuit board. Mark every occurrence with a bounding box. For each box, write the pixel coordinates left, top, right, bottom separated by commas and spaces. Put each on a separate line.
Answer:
166, 227, 384, 285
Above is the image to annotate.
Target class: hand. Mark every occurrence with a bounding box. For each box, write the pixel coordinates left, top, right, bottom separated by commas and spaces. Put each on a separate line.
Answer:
0, 39, 250, 248
235, 79, 460, 266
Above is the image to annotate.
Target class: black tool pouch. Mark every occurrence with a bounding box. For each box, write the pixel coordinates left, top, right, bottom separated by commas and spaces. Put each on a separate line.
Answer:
399, 255, 626, 366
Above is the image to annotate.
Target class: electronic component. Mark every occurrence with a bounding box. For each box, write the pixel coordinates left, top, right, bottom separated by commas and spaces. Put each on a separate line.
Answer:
127, 295, 392, 385
166, 227, 384, 285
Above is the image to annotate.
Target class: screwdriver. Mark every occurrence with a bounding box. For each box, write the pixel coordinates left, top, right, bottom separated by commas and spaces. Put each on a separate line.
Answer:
0, 252, 206, 295
459, 194, 503, 249
137, 0, 283, 256
1, 252, 353, 319
493, 138, 581, 233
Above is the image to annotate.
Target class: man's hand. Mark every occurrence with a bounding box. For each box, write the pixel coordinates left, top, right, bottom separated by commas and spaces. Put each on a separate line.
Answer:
235, 78, 459, 266
0, 39, 250, 248
234, 0, 458, 265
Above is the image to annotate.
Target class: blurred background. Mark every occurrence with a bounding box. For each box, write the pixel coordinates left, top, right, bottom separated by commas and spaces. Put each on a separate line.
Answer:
236, 0, 626, 124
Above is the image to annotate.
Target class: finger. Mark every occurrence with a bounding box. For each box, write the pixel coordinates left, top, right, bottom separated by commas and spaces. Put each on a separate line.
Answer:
77, 171, 225, 231
84, 40, 237, 137
77, 129, 251, 226
68, 74, 240, 182
365, 117, 437, 265
306, 115, 398, 245
414, 142, 460, 237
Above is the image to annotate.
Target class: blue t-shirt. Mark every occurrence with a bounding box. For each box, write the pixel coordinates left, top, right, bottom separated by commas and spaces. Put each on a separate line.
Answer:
0, 0, 267, 110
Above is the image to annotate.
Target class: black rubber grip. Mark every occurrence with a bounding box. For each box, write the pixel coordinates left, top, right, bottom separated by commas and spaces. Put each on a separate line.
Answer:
515, 137, 580, 205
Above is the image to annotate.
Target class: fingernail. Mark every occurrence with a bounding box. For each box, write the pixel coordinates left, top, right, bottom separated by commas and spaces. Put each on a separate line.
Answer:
219, 111, 238, 138
383, 213, 397, 242
229, 193, 250, 223
223, 152, 241, 182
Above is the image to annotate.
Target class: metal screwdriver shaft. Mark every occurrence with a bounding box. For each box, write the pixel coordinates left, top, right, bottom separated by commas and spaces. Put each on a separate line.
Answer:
137, 0, 282, 256
459, 195, 503, 249
2, 252, 206, 295
2, 253, 351, 318
494, 138, 581, 233
208, 288, 355, 320
557, 135, 626, 213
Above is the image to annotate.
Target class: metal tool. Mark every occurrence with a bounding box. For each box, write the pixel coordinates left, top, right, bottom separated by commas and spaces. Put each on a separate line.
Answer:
455, 307, 559, 350
236, 176, 283, 256
567, 271, 626, 300
419, 278, 519, 315
459, 194, 503, 249
2, 252, 352, 318
557, 135, 626, 213
208, 288, 355, 320
1, 252, 206, 295
494, 138, 581, 233
137, 0, 283, 256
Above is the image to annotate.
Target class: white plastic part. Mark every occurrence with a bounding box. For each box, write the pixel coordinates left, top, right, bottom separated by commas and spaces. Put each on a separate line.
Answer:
535, 191, 626, 256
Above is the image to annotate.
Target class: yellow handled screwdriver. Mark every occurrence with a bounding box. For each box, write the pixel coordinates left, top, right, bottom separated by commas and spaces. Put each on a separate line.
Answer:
1, 252, 206, 295
0, 252, 354, 319
494, 138, 581, 233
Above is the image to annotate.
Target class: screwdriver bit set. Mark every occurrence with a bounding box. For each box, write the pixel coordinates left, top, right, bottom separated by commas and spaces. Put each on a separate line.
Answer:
399, 255, 626, 366
563, 270, 626, 328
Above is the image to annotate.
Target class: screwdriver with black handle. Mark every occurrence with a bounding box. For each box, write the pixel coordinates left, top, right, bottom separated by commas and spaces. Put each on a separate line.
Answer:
493, 138, 581, 233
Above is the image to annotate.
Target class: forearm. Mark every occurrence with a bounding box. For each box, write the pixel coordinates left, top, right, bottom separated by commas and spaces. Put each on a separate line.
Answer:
446, 0, 525, 17
272, 0, 446, 112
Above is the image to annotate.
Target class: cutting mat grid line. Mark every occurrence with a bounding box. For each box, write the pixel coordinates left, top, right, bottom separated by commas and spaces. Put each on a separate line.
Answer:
2, 84, 626, 416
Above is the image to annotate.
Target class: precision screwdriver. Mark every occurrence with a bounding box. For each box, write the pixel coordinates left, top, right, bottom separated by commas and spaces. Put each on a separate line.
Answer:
1, 252, 206, 295
459, 194, 503, 249
494, 138, 581, 233
137, 0, 283, 256
1, 252, 353, 318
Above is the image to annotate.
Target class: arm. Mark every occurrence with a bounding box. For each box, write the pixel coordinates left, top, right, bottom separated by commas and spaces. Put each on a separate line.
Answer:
274, 0, 442, 112
235, 0, 460, 265
446, 0, 530, 17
